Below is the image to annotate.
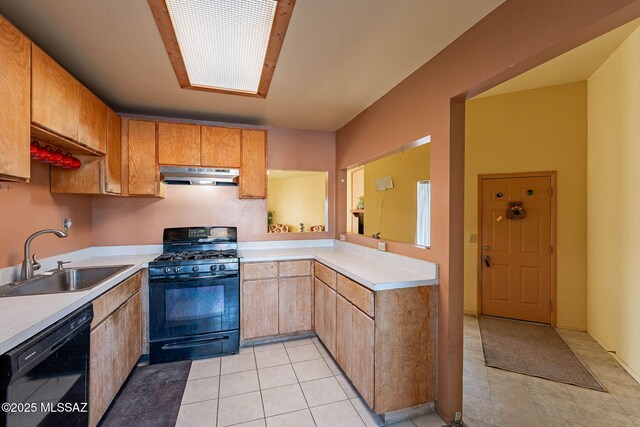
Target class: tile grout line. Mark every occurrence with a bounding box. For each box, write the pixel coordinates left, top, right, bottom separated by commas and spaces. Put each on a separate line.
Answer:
312, 339, 370, 427
250, 347, 268, 427
287, 341, 319, 426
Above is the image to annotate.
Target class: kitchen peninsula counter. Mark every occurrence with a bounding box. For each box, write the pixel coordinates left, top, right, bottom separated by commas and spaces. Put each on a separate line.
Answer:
0, 240, 437, 354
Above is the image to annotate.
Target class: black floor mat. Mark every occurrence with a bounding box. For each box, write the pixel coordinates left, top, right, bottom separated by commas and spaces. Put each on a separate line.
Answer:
99, 360, 192, 427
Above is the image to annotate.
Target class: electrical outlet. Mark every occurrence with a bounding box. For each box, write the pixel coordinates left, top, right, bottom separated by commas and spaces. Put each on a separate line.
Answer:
377, 242, 387, 252
470, 233, 477, 243
339, 234, 346, 241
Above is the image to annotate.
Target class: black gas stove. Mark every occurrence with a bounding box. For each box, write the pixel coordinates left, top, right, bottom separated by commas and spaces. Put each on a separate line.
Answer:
148, 226, 240, 364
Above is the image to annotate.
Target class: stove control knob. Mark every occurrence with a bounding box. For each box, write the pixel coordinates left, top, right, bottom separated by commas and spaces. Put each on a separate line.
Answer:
173, 267, 180, 273
219, 264, 226, 271
192, 266, 199, 272
163, 267, 171, 274
210, 265, 218, 271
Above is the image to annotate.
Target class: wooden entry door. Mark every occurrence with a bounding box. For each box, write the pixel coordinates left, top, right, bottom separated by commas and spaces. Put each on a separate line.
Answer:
480, 174, 554, 324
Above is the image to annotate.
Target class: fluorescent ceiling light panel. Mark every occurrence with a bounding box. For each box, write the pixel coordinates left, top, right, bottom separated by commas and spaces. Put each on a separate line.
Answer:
164, 0, 277, 94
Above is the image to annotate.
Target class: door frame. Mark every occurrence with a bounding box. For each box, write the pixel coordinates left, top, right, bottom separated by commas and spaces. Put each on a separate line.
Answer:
477, 171, 557, 326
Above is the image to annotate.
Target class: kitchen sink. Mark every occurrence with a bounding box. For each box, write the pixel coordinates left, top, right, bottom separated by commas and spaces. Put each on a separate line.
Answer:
0, 265, 133, 297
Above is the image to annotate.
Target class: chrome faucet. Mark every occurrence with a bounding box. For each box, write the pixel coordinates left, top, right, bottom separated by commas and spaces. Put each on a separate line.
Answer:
21, 219, 72, 280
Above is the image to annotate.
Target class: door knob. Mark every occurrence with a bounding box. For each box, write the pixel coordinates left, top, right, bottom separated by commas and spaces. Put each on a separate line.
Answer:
483, 246, 490, 251
483, 255, 491, 268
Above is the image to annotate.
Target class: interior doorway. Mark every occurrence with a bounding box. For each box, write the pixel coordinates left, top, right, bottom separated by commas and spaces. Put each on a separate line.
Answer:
477, 172, 557, 325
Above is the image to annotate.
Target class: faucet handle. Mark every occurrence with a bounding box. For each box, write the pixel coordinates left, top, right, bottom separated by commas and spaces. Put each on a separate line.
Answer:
57, 260, 71, 270
32, 254, 41, 271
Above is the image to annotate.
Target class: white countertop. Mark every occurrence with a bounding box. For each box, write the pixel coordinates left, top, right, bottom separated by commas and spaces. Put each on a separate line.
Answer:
239, 244, 438, 291
0, 240, 437, 354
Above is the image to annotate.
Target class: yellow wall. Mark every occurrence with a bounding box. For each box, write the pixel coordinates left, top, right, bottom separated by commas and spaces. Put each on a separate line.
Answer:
363, 143, 430, 244
268, 174, 326, 232
587, 27, 640, 378
465, 82, 588, 330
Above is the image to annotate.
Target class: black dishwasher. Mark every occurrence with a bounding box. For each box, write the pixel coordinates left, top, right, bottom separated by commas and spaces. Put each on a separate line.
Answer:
0, 304, 93, 427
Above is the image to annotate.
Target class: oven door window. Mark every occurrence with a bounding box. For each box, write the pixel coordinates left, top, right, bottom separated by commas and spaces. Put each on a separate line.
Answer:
166, 286, 223, 323
150, 275, 239, 340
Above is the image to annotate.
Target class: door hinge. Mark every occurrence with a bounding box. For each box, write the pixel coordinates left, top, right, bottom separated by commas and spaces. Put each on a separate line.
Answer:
549, 245, 553, 254
549, 187, 553, 197
549, 301, 553, 313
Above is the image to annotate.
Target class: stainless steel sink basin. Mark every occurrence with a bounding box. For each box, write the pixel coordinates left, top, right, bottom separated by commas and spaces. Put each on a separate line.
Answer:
0, 265, 133, 297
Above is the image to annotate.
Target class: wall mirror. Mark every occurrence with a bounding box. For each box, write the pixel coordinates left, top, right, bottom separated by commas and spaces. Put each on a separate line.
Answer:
346, 137, 431, 247
267, 170, 328, 233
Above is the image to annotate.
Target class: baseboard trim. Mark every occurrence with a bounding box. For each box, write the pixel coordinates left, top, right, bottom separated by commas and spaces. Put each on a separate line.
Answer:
588, 330, 640, 384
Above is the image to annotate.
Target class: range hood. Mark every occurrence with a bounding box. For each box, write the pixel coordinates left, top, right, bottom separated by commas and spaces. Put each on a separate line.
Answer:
160, 166, 239, 186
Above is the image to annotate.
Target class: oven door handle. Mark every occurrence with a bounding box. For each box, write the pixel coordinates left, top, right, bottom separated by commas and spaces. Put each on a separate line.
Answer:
150, 273, 238, 283
161, 335, 231, 350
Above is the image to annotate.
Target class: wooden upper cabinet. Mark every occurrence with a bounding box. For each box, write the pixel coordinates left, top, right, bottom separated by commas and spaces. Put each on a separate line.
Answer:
0, 15, 30, 182
239, 129, 267, 199
31, 44, 79, 141
50, 109, 121, 195
78, 85, 107, 154
128, 120, 158, 196
105, 108, 121, 194
201, 126, 241, 168
158, 122, 200, 166
50, 155, 103, 194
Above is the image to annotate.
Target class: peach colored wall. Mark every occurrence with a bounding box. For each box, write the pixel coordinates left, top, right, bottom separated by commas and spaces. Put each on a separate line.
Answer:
92, 123, 335, 245
335, 0, 640, 421
0, 162, 93, 269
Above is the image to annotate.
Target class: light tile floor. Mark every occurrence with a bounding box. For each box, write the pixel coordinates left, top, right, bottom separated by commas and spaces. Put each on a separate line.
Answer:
175, 337, 447, 427
176, 316, 640, 427
463, 315, 640, 427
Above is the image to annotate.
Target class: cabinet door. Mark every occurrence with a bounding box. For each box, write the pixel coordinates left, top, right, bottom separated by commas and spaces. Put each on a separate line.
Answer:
336, 294, 353, 377
0, 16, 30, 182
201, 126, 241, 168
31, 44, 79, 141
239, 129, 267, 198
78, 85, 107, 154
158, 122, 201, 166
279, 276, 312, 334
314, 278, 325, 344
105, 108, 122, 194
90, 292, 142, 427
242, 279, 279, 339
128, 120, 158, 195
322, 281, 337, 357
350, 306, 375, 408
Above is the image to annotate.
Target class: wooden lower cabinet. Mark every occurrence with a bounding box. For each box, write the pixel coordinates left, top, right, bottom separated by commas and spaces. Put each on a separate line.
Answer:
336, 294, 374, 408
241, 279, 279, 339
241, 261, 314, 340
89, 273, 142, 427
350, 305, 375, 407
279, 276, 312, 334
317, 261, 437, 415
314, 278, 336, 356
335, 295, 352, 376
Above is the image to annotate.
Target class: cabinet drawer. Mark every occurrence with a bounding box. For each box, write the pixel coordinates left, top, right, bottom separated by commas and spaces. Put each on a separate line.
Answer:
242, 262, 278, 280
279, 260, 311, 278
314, 261, 336, 289
91, 272, 141, 329
337, 275, 374, 318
